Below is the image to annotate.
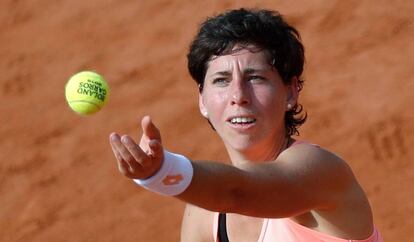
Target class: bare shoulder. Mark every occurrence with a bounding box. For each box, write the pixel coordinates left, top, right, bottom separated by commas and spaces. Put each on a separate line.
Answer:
282, 142, 374, 237
282, 142, 348, 167
181, 203, 215, 242
281, 142, 355, 185
278, 142, 359, 206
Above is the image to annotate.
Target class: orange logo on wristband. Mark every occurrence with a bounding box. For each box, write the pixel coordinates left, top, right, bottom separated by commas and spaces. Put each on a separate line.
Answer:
162, 174, 183, 185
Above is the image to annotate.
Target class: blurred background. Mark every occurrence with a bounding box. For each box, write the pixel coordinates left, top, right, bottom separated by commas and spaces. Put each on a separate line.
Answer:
0, 0, 413, 241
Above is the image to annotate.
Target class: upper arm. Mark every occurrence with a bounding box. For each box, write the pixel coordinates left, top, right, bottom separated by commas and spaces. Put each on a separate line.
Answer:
181, 203, 214, 242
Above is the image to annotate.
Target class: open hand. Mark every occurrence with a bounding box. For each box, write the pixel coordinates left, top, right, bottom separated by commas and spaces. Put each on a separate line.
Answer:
109, 116, 164, 179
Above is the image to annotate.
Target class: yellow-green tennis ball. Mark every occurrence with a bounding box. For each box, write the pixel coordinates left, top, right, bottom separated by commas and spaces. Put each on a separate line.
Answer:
65, 71, 109, 115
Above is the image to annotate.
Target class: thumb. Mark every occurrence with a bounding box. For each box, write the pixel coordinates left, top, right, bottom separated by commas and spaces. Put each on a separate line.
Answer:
141, 115, 162, 142
148, 139, 164, 160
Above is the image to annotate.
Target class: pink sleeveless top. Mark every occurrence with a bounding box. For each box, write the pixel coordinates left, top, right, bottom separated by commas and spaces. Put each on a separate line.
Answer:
213, 213, 383, 242
212, 140, 383, 242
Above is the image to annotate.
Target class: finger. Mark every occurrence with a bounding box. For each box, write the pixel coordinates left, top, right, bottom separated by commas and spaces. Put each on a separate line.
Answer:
118, 157, 132, 176
118, 159, 142, 179
121, 135, 155, 170
141, 115, 162, 142
118, 138, 144, 177
111, 134, 142, 172
109, 133, 124, 162
148, 139, 164, 160
109, 133, 134, 176
120, 135, 149, 167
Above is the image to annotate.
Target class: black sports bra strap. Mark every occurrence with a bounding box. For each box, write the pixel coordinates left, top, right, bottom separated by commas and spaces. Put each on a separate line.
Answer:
218, 213, 230, 242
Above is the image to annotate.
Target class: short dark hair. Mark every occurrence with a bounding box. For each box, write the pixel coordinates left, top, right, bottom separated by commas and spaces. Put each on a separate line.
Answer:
187, 8, 307, 136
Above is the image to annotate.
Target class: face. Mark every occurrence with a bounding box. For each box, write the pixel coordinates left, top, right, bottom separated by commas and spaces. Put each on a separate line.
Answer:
199, 47, 297, 155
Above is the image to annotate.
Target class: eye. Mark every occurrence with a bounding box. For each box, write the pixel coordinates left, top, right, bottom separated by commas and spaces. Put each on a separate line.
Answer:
212, 77, 229, 86
248, 75, 265, 83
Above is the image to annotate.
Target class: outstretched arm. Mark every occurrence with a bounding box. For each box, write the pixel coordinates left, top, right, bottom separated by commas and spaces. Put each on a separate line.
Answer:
109, 116, 354, 218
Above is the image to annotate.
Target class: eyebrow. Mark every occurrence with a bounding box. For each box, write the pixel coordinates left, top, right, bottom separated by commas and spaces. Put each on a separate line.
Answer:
244, 68, 268, 74
210, 71, 231, 77
210, 67, 269, 77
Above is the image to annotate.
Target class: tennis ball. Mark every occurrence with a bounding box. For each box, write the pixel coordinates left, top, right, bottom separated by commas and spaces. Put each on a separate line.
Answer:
65, 71, 109, 115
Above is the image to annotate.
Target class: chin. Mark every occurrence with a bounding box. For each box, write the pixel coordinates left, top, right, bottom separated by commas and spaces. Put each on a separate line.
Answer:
224, 136, 258, 152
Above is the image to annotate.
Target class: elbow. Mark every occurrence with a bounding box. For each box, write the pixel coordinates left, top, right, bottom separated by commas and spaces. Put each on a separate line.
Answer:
217, 178, 253, 214
222, 186, 245, 213
216, 168, 267, 215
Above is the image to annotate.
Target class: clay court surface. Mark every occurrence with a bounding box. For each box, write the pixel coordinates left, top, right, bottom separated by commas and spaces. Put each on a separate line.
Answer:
1, 0, 413, 241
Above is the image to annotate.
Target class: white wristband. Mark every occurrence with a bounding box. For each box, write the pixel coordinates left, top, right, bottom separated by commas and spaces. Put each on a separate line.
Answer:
133, 150, 193, 196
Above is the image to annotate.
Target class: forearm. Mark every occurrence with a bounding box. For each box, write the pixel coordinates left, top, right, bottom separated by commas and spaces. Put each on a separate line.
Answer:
129, 150, 315, 217
177, 160, 249, 213
176, 159, 317, 218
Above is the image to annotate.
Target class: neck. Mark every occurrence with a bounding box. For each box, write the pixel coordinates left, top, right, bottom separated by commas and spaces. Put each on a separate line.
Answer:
225, 132, 291, 167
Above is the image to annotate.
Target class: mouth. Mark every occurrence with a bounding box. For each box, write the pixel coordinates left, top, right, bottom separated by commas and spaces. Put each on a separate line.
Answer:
227, 116, 257, 125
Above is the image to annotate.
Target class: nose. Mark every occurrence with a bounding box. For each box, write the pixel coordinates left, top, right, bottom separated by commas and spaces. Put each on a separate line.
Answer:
230, 79, 250, 106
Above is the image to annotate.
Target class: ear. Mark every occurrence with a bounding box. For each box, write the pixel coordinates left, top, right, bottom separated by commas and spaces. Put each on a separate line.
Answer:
199, 93, 208, 118
286, 76, 299, 109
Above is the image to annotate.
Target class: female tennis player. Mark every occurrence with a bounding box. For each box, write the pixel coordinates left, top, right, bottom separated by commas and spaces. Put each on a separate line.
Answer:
109, 8, 382, 242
